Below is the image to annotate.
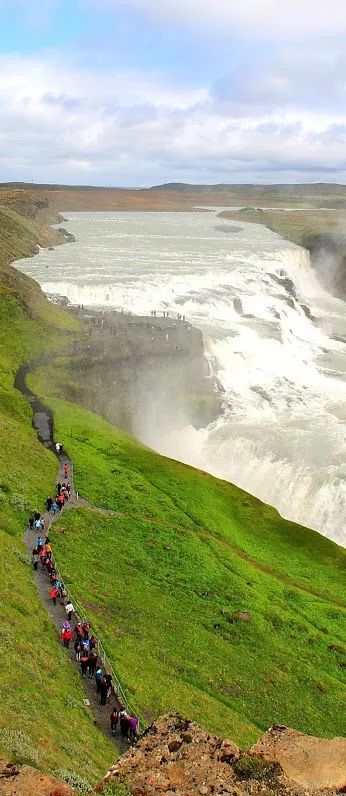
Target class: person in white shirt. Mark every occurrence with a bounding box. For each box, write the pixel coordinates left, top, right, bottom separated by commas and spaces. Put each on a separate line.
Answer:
65, 601, 75, 621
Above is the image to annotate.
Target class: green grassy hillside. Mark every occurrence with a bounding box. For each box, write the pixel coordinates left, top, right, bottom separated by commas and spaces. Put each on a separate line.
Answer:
1, 194, 345, 780
0, 222, 115, 783
28, 377, 346, 747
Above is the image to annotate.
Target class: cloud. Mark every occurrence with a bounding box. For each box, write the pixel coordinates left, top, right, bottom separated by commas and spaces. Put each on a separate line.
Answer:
41, 92, 81, 109
0, 50, 346, 186
209, 44, 346, 116
97, 0, 346, 39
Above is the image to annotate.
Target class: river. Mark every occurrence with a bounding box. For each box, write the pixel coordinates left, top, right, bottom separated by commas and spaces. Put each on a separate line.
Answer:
14, 210, 346, 546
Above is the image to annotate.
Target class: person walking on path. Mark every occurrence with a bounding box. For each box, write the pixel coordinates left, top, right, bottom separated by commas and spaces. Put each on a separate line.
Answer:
28, 515, 34, 530
61, 626, 73, 648
74, 638, 83, 662
129, 714, 139, 744
80, 650, 89, 677
35, 518, 42, 534
110, 708, 119, 736
120, 709, 130, 740
65, 600, 75, 621
75, 621, 83, 640
32, 549, 39, 571
63, 464, 69, 480
46, 497, 53, 512
99, 676, 108, 705
82, 621, 90, 640
104, 670, 113, 699
45, 542, 52, 560
95, 665, 103, 692
88, 650, 97, 678
50, 585, 59, 606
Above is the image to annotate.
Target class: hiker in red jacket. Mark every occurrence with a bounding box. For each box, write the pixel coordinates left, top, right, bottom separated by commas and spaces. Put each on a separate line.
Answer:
61, 627, 73, 648
63, 464, 69, 479
50, 585, 59, 606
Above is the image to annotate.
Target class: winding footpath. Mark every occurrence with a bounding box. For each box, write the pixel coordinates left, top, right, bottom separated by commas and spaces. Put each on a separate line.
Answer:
15, 363, 131, 751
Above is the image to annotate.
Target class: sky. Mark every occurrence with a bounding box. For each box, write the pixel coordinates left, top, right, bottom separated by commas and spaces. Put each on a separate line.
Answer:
1, 0, 346, 186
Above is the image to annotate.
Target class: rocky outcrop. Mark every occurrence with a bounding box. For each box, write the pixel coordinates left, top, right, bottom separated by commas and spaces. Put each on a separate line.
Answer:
250, 725, 346, 791
52, 310, 222, 432
103, 712, 343, 796
301, 233, 346, 300
0, 759, 72, 796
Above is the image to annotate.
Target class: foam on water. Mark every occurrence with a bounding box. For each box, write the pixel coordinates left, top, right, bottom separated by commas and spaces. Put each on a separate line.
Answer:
14, 210, 346, 545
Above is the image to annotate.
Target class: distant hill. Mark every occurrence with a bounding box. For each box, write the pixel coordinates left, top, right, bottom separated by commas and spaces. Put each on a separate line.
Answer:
150, 181, 346, 194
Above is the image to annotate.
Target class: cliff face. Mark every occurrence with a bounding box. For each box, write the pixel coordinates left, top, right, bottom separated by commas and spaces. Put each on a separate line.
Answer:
302, 233, 346, 300
50, 310, 221, 433
219, 208, 346, 301
103, 712, 346, 795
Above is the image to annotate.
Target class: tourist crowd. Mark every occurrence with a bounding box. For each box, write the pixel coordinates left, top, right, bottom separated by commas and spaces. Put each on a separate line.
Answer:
29, 468, 139, 744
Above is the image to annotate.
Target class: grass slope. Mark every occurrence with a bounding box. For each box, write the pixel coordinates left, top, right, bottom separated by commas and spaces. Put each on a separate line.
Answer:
0, 229, 115, 782
219, 206, 346, 248
28, 386, 346, 748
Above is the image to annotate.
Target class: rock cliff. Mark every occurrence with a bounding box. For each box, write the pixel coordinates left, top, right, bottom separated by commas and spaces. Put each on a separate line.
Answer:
103, 712, 346, 796
50, 309, 221, 433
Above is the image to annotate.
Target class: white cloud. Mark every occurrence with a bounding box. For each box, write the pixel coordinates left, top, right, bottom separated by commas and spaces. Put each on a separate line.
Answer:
0, 52, 346, 185
99, 0, 346, 39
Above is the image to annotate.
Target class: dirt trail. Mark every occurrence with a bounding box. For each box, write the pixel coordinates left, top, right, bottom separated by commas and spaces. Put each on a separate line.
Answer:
15, 368, 130, 752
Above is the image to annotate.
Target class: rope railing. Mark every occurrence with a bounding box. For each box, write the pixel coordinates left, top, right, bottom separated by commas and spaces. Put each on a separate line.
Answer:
47, 492, 145, 733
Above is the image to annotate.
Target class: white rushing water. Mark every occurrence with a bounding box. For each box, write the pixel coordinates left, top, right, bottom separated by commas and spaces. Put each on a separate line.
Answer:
15, 211, 346, 546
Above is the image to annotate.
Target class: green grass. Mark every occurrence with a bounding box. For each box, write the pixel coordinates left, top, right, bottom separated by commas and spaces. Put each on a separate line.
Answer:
28, 388, 345, 748
0, 227, 115, 781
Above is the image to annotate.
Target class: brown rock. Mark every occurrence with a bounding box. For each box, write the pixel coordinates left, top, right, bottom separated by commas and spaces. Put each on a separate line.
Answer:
168, 737, 183, 753
103, 711, 344, 796
218, 740, 240, 764
231, 612, 252, 623
250, 725, 346, 790
0, 759, 72, 796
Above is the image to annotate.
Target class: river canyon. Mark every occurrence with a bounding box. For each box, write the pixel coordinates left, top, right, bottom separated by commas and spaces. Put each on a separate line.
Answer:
14, 210, 346, 546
